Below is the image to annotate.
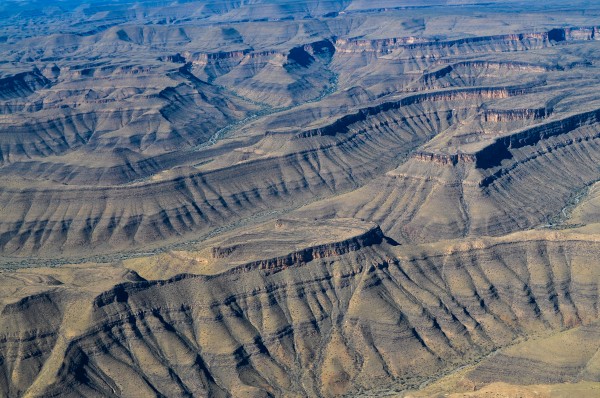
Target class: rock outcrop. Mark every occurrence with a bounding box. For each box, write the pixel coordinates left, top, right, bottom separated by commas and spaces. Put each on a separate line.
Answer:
2, 228, 600, 397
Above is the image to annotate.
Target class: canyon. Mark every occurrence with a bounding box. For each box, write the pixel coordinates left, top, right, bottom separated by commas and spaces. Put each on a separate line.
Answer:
1, 0, 600, 397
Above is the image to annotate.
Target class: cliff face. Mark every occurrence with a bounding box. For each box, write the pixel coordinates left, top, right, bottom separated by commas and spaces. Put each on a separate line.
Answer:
223, 224, 385, 275
0, 64, 259, 168
2, 18, 598, 257
0, 69, 50, 101
299, 104, 600, 245
334, 32, 548, 54
420, 61, 549, 87
2, 231, 600, 397
412, 151, 476, 166
550, 26, 600, 41
0, 71, 587, 256
334, 27, 599, 56
178, 39, 337, 106
475, 108, 600, 171
187, 49, 267, 68
481, 107, 550, 123
4, 2, 600, 397
297, 84, 536, 138
184, 38, 336, 71
0, 88, 479, 256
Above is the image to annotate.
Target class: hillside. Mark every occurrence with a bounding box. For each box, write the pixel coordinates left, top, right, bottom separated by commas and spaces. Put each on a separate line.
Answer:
1, 1, 600, 397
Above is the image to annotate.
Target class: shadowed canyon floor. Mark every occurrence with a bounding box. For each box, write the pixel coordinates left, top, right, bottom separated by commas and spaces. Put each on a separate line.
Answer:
2, 0, 600, 397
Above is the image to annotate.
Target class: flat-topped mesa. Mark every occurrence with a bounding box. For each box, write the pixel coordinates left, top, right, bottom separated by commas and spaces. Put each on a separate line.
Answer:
334, 36, 427, 52
412, 151, 476, 166
418, 61, 549, 88
186, 39, 335, 72
482, 107, 550, 123
334, 27, 599, 55
185, 49, 273, 67
334, 32, 546, 53
334, 32, 549, 55
296, 84, 538, 138
456, 60, 549, 73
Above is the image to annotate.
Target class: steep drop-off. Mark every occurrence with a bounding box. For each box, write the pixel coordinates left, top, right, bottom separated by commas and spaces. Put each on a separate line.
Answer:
2, 222, 600, 397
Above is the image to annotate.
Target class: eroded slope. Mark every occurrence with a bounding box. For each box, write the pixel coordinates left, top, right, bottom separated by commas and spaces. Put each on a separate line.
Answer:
3, 220, 600, 397
2, 2, 600, 397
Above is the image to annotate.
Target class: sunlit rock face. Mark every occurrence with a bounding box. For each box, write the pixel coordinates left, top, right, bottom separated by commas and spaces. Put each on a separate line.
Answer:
2, 1, 600, 397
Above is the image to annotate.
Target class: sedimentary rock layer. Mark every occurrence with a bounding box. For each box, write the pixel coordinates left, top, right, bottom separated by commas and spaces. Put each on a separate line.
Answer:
1, 226, 599, 397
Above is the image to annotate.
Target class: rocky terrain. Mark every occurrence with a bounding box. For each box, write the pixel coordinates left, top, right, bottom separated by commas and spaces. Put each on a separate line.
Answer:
2, 0, 600, 397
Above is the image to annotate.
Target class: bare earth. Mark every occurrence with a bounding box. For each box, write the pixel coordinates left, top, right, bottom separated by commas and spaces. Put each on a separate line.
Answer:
1, 0, 600, 397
